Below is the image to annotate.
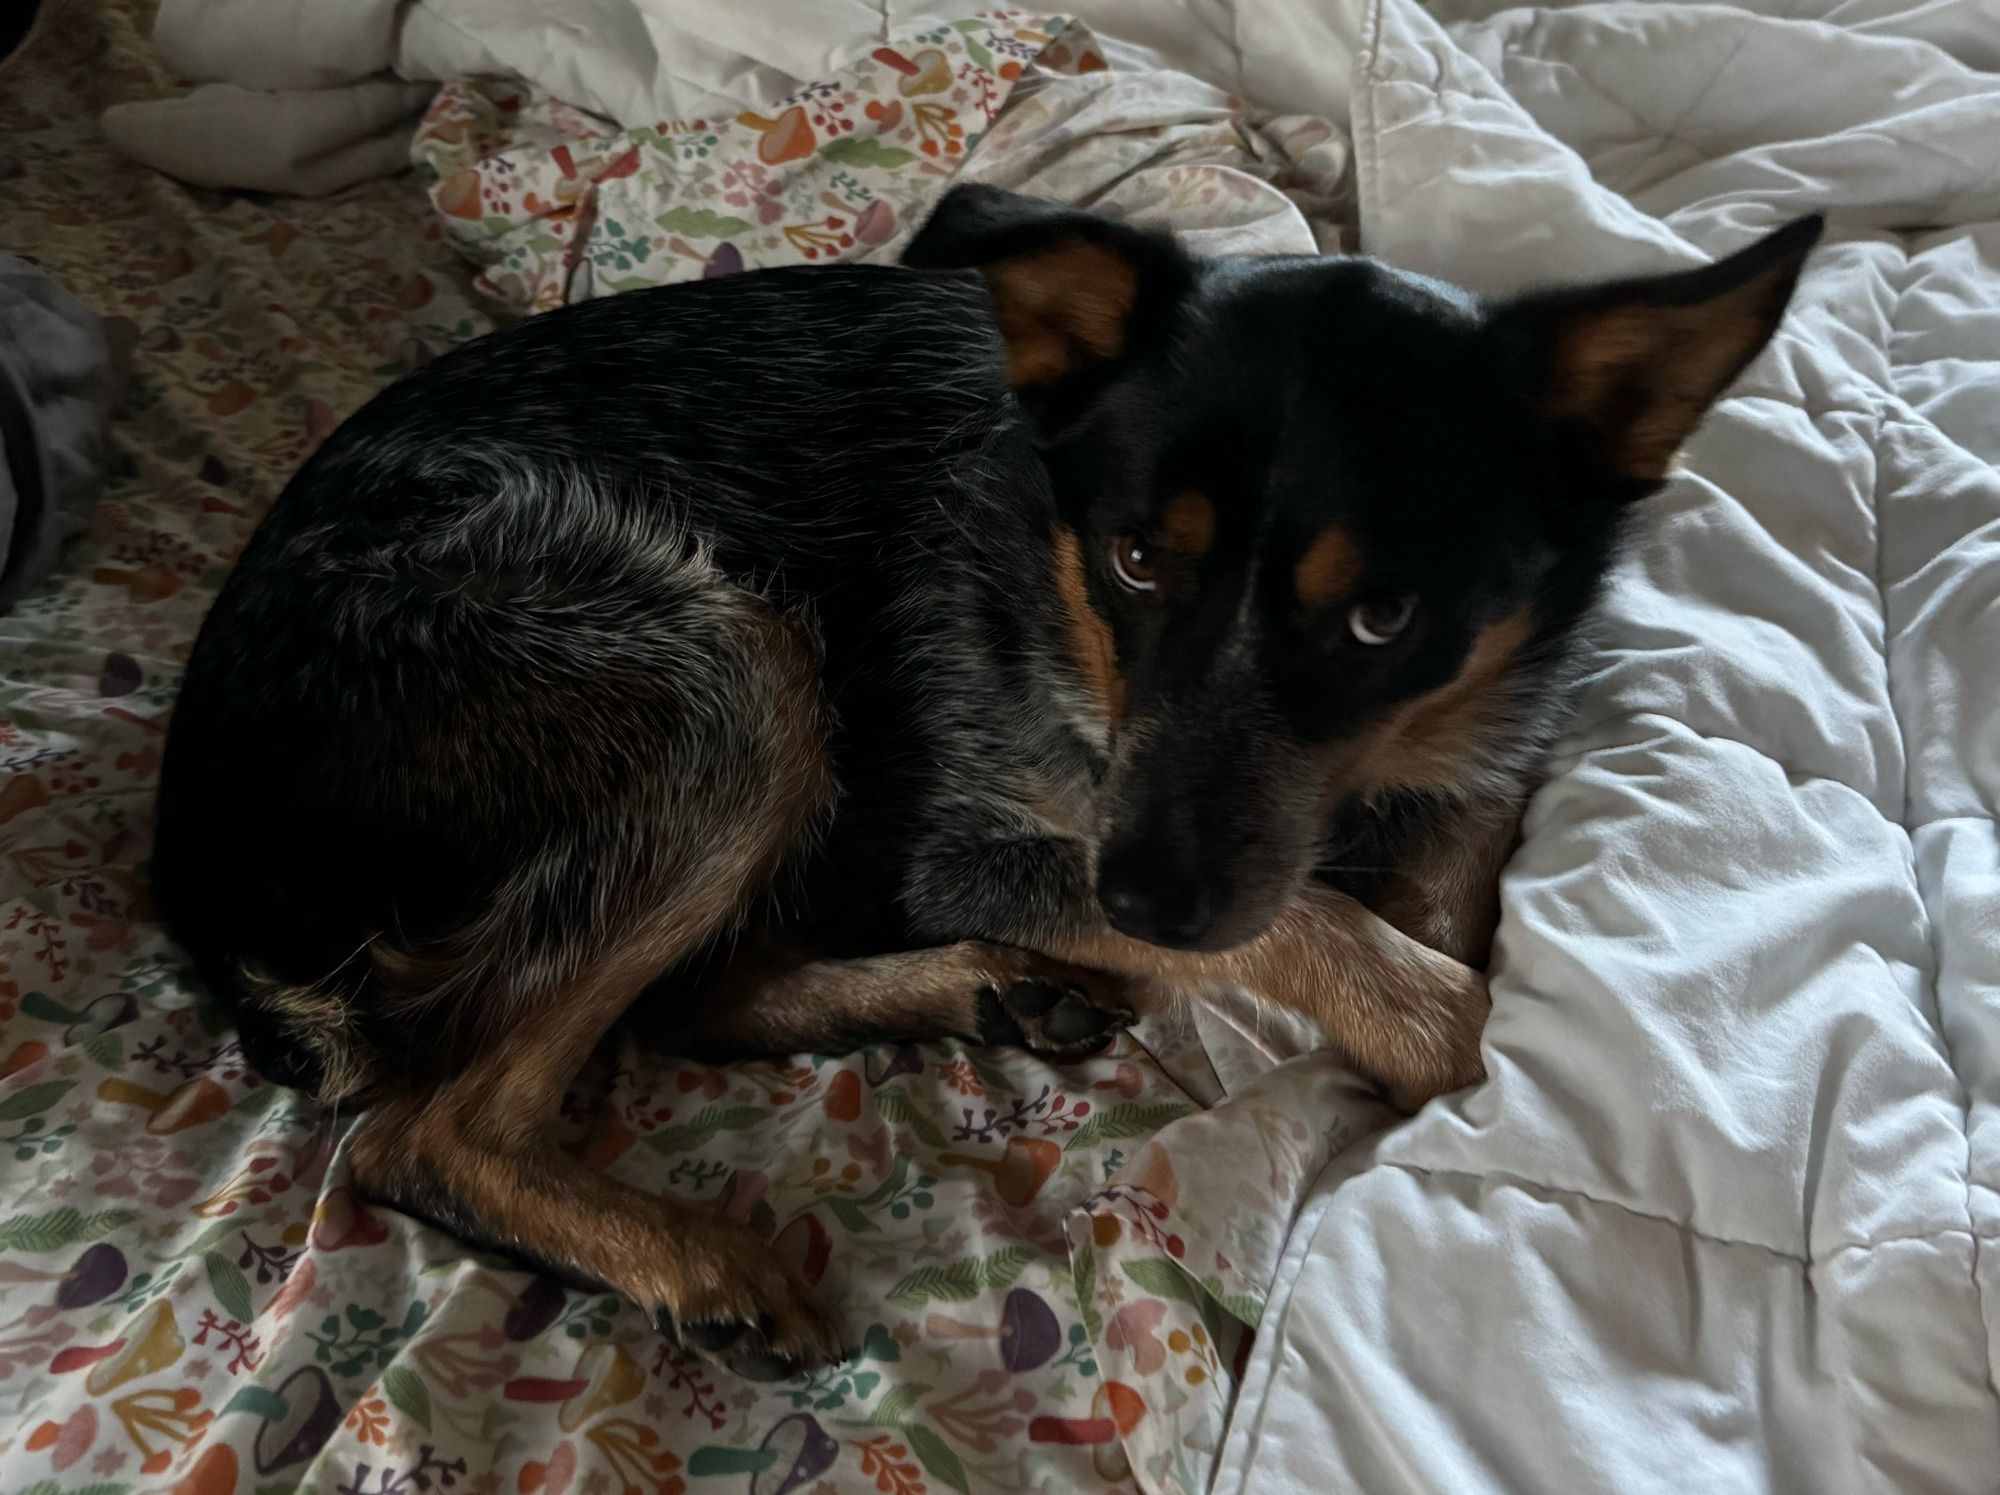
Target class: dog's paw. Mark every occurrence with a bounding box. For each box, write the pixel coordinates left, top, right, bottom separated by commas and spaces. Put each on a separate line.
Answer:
977, 971, 1130, 1059
655, 1228, 848, 1382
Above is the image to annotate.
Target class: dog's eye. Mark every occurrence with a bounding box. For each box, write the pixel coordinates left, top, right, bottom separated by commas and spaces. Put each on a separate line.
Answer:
1348, 595, 1416, 646
1110, 534, 1157, 593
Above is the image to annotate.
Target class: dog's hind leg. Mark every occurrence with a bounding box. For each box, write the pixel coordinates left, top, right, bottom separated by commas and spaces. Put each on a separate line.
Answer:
669, 941, 1136, 1060
345, 585, 850, 1381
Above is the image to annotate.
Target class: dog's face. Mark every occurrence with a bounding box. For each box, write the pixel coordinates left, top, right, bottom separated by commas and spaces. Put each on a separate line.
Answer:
907, 187, 1818, 950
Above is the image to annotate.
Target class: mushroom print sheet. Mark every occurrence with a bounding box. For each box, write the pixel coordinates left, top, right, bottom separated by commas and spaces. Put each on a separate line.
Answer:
0, 5, 1377, 1495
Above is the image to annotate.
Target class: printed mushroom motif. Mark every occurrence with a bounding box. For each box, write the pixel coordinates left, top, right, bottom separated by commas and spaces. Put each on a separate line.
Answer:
925, 1289, 1063, 1371
938, 1135, 1060, 1207
84, 1299, 183, 1394
752, 1412, 841, 1495
311, 1186, 391, 1250
687, 1412, 839, 1493
872, 46, 952, 95
738, 105, 817, 166
96, 1074, 231, 1134
23, 1404, 95, 1470
557, 1342, 643, 1432
1104, 1300, 1168, 1374
55, 1242, 127, 1309
853, 200, 896, 246
999, 1288, 1063, 1371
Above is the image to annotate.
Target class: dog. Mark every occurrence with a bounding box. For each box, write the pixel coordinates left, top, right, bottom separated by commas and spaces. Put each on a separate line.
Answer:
153, 185, 1820, 1380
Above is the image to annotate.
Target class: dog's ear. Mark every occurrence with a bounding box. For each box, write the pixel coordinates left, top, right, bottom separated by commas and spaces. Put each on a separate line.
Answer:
1498, 216, 1822, 490
904, 184, 1194, 403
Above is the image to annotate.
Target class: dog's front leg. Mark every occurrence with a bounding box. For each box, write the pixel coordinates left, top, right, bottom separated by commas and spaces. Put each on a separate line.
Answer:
908, 832, 1486, 1108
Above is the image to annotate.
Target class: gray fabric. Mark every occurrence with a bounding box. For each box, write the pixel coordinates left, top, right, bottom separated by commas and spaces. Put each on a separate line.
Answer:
0, 252, 125, 610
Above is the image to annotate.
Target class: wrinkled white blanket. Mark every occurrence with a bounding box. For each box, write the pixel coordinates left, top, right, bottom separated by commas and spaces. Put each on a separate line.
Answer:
1212, 1, 2000, 1490
101, 0, 1366, 195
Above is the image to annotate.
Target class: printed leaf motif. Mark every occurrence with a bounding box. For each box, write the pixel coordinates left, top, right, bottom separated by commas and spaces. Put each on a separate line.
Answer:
907, 1424, 972, 1494
644, 1105, 768, 1155
0, 1079, 74, 1122
950, 21, 996, 71
650, 206, 754, 238
820, 137, 917, 170
874, 1088, 950, 1150
0, 1207, 138, 1253
1073, 1243, 1103, 1345
1123, 1258, 1206, 1312
869, 1380, 930, 1427
1205, 1278, 1264, 1328
204, 1251, 254, 1323
825, 1197, 881, 1236
19, 1483, 128, 1495
1064, 1102, 1195, 1152
886, 1247, 1035, 1309
384, 1363, 433, 1430
80, 1030, 125, 1068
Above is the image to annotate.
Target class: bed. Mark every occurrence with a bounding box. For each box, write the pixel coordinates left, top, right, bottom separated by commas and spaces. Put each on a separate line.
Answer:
1, 7, 1371, 1493
4, 0, 1998, 1492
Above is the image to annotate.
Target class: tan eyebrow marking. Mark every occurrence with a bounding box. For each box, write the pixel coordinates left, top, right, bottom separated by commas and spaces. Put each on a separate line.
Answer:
1160, 490, 1216, 558
1294, 526, 1361, 610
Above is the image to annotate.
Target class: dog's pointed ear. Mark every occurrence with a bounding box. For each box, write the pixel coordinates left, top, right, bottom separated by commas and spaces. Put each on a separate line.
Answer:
904, 184, 1194, 403
1498, 215, 1823, 490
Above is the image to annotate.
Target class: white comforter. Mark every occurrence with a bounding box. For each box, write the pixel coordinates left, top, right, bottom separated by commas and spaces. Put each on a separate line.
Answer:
1213, 2, 2000, 1490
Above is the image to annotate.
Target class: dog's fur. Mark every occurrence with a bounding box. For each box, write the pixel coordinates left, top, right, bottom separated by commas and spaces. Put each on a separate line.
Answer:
153, 187, 1819, 1378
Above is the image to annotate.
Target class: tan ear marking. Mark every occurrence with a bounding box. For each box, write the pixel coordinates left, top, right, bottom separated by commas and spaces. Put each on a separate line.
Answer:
1540, 228, 1816, 482
985, 241, 1139, 388
1294, 526, 1362, 610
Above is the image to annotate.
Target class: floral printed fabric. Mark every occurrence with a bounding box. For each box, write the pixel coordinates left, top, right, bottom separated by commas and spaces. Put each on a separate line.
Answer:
408, 12, 1360, 316
411, 15, 1093, 312
0, 4, 1383, 1494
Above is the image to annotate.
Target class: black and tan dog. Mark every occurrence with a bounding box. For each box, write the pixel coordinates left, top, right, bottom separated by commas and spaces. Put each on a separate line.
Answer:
154, 186, 1819, 1379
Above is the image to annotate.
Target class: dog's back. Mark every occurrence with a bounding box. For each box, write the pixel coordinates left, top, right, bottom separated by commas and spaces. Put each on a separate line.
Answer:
155, 266, 1023, 1097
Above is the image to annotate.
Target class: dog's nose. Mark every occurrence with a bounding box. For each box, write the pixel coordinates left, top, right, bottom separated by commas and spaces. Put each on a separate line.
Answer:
1096, 853, 1221, 949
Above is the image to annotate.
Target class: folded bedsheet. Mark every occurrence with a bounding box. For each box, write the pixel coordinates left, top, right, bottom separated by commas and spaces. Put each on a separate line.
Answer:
0, 4, 1387, 1493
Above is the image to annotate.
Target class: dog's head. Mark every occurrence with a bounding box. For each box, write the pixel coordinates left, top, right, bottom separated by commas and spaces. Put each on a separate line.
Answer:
906, 185, 1820, 951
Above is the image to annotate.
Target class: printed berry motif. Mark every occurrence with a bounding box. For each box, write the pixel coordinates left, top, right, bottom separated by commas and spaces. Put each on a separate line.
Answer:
0, 5, 1360, 1492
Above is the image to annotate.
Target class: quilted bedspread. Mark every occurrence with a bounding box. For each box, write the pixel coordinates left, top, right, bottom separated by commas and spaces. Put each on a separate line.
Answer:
0, 5, 1390, 1494
1211, 2, 2000, 1490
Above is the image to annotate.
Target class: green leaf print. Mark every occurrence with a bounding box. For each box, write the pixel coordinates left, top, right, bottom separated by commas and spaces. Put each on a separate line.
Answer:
867, 1380, 930, 1428
885, 1246, 1035, 1308
0, 1079, 74, 1122
204, 1251, 254, 1322
1073, 1244, 1103, 1345
79, 1030, 124, 1068
0, 1207, 137, 1253
652, 206, 754, 238
19, 1483, 129, 1495
873, 1087, 950, 1150
819, 137, 918, 170
906, 1424, 972, 1494
1064, 1101, 1196, 1152
384, 1363, 433, 1429
644, 1104, 768, 1155
950, 20, 996, 72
